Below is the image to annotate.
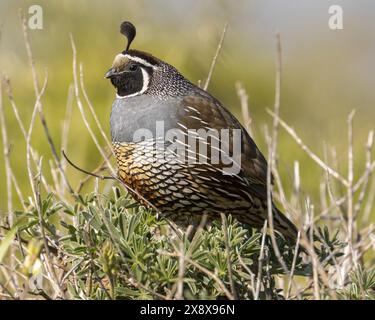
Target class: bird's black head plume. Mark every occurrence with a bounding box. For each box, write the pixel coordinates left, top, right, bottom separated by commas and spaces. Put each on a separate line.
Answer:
120, 21, 136, 51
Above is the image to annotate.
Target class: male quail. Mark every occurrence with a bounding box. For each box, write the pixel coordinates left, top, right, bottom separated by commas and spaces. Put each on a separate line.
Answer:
106, 21, 299, 242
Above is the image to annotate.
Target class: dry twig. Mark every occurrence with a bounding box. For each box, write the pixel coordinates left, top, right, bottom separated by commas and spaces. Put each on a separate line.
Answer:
203, 23, 228, 90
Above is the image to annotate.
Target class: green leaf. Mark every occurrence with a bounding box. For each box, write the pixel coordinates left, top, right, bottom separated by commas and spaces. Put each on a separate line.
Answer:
0, 217, 28, 263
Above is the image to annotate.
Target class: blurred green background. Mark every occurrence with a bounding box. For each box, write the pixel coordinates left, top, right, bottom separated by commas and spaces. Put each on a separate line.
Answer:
0, 0, 374, 215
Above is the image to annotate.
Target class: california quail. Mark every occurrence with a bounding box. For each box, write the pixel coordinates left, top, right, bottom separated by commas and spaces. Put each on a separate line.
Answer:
106, 21, 299, 242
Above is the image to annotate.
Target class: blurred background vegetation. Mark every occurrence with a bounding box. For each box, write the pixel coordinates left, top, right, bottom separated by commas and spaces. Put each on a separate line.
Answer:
0, 0, 374, 219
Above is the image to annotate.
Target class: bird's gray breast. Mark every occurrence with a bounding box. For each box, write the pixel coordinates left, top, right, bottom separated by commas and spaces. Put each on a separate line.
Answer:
110, 95, 185, 143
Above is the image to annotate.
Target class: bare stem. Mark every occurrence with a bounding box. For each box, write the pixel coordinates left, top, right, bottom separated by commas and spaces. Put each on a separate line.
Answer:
19, 9, 74, 194
203, 23, 228, 90
236, 81, 254, 138
70, 34, 115, 175
267, 109, 349, 187
266, 32, 289, 275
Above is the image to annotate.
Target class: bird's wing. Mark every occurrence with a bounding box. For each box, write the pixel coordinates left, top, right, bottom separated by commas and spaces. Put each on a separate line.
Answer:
179, 91, 270, 201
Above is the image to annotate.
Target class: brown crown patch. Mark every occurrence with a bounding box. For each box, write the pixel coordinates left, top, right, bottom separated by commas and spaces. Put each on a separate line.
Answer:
112, 54, 130, 71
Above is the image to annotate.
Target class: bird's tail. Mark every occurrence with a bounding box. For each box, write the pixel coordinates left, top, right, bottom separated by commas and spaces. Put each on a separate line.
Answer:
271, 206, 300, 246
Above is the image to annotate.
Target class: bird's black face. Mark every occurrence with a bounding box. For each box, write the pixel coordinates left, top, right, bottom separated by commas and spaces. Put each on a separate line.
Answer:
105, 51, 159, 98
106, 61, 144, 97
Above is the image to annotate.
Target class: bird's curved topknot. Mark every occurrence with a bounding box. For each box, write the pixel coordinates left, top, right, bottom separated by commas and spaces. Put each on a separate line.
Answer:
120, 21, 136, 51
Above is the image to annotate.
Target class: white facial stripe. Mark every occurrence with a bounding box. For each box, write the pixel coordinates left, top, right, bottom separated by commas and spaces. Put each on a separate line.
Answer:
140, 67, 150, 93
124, 54, 158, 69
116, 67, 150, 99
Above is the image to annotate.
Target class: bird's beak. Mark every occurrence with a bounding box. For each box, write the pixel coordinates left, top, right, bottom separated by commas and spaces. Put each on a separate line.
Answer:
105, 68, 116, 79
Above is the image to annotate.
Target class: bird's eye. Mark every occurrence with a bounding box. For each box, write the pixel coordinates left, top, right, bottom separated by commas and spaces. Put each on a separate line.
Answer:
129, 64, 138, 72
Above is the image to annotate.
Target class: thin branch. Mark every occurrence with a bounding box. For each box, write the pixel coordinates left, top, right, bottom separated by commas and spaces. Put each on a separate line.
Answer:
363, 174, 375, 224
267, 109, 349, 187
19, 9, 74, 194
22, 72, 64, 297
10, 171, 26, 210
75, 155, 112, 193
254, 220, 267, 300
35, 158, 65, 298
346, 110, 355, 266
0, 74, 24, 282
2, 77, 50, 195
0, 76, 12, 217
298, 234, 337, 299
319, 159, 375, 218
70, 34, 115, 175
79, 63, 113, 151
236, 81, 254, 137
354, 130, 373, 221
266, 32, 289, 275
286, 231, 301, 300
62, 150, 114, 181
203, 22, 228, 90
237, 253, 256, 298
26, 72, 48, 205
308, 202, 320, 300
60, 84, 74, 191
